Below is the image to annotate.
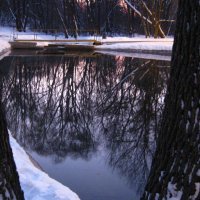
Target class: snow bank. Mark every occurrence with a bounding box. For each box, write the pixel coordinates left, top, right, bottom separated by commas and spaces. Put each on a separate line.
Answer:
0, 27, 12, 53
96, 41, 173, 52
98, 36, 173, 52
9, 133, 80, 200
167, 182, 183, 200
101, 36, 173, 43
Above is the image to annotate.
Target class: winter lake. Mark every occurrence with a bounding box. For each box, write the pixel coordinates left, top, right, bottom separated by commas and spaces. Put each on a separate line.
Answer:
0, 52, 170, 200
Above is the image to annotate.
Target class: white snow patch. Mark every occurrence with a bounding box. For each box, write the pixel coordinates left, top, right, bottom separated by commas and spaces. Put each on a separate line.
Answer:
186, 120, 190, 132
167, 182, 183, 200
155, 193, 160, 200
0, 27, 12, 53
9, 132, 80, 200
181, 100, 184, 109
159, 171, 165, 182
96, 41, 173, 51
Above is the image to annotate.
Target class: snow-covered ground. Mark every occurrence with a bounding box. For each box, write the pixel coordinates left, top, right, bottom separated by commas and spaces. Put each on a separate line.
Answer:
0, 26, 174, 57
0, 27, 12, 54
98, 36, 173, 53
96, 40, 173, 52
9, 132, 80, 200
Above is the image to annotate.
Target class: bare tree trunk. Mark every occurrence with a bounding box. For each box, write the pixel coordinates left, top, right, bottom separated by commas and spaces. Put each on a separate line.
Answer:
97, 0, 101, 35
124, 0, 166, 38
0, 103, 24, 199
142, 0, 200, 199
55, 0, 68, 38
63, 0, 69, 38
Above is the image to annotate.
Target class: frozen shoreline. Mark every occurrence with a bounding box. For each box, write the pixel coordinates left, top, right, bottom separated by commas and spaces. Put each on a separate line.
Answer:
9, 132, 80, 200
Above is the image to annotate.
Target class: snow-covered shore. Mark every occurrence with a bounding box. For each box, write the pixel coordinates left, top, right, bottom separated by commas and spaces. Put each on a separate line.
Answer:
0, 26, 173, 57
0, 27, 11, 56
9, 133, 80, 200
97, 37, 173, 54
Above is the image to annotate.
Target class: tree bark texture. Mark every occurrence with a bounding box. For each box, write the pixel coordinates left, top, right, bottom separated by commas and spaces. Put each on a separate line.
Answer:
142, 0, 200, 199
0, 103, 24, 199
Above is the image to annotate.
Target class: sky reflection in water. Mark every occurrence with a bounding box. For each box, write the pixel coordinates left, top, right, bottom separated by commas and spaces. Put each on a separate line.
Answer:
0, 54, 170, 200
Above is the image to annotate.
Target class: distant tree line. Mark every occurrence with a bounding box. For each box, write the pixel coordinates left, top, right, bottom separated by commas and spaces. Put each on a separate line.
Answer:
0, 0, 178, 37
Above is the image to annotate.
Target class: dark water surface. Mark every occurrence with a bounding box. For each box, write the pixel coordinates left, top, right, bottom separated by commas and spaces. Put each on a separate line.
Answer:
0, 54, 170, 200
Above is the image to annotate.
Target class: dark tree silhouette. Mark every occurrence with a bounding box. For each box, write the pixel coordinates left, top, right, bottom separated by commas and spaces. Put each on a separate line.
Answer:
1, 0, 177, 36
0, 103, 24, 199
142, 0, 200, 199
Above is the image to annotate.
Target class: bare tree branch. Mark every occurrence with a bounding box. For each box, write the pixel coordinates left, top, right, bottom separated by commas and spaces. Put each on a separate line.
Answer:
124, 0, 152, 25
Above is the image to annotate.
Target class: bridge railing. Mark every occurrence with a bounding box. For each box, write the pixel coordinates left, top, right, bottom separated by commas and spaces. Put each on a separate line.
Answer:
12, 28, 101, 41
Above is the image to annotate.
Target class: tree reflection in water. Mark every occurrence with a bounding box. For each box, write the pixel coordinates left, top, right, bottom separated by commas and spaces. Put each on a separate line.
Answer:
0, 54, 170, 192
99, 57, 169, 192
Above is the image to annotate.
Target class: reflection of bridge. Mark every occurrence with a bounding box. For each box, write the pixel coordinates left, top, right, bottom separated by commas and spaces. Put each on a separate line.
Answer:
7, 50, 101, 58
9, 41, 100, 53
